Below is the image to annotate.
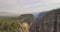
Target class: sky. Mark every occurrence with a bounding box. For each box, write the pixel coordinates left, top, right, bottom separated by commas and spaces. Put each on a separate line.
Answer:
0, 0, 60, 16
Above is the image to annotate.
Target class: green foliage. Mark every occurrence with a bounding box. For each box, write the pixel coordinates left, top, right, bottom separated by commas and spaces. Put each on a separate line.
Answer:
0, 18, 20, 32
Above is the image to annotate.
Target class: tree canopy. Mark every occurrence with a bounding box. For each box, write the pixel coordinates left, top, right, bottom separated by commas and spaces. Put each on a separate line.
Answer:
0, 18, 20, 32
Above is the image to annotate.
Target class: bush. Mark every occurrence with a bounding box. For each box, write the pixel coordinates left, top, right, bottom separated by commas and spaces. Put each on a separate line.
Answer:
0, 18, 20, 32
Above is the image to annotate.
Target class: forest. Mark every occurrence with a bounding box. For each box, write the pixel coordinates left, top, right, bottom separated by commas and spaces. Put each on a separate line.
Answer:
0, 14, 36, 32
0, 17, 20, 32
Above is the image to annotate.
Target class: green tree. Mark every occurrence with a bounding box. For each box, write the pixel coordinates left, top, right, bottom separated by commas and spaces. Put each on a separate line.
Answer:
0, 18, 20, 32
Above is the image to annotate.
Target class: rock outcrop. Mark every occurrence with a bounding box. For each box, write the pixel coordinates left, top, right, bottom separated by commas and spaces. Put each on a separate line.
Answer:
17, 14, 36, 32
39, 8, 60, 32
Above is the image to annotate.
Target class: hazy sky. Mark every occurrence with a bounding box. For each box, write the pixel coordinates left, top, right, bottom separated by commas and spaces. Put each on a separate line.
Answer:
0, 0, 60, 16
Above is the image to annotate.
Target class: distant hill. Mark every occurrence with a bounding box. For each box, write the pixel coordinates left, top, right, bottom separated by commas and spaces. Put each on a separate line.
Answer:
0, 12, 19, 17
33, 13, 40, 19
33, 11, 48, 19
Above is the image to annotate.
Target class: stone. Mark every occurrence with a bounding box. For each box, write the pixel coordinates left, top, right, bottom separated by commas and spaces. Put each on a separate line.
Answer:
17, 14, 36, 32
39, 8, 60, 32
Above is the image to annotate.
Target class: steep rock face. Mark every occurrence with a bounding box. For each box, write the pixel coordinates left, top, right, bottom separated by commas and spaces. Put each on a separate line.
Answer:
39, 8, 60, 32
36, 12, 47, 32
18, 14, 36, 32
